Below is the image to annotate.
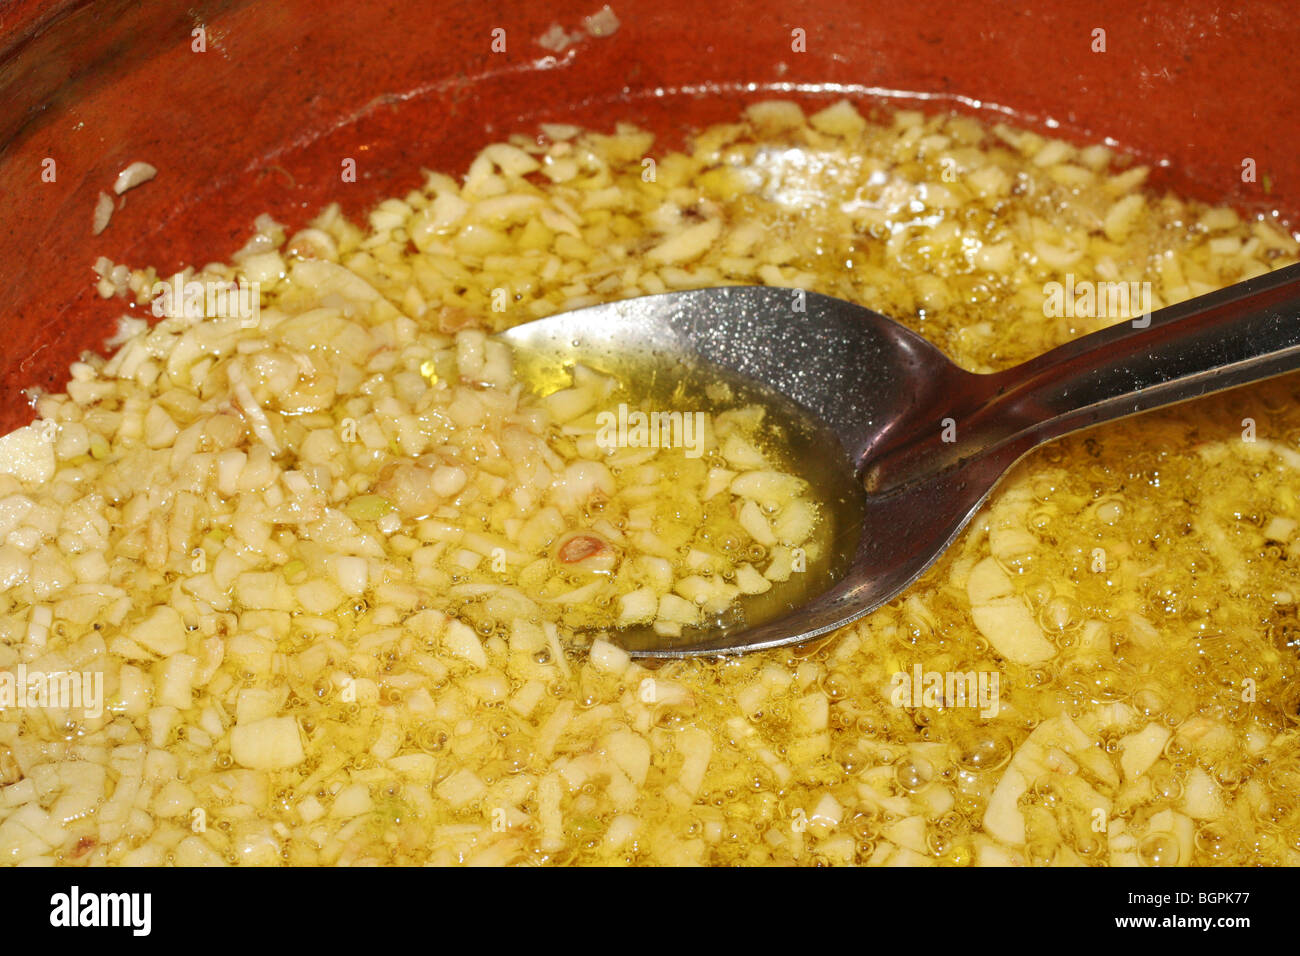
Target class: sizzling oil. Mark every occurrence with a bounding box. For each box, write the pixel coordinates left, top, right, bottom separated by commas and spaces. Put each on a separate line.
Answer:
22, 100, 1300, 868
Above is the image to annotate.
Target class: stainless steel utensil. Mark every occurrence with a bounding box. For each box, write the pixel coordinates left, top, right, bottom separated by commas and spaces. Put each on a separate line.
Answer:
501, 262, 1300, 657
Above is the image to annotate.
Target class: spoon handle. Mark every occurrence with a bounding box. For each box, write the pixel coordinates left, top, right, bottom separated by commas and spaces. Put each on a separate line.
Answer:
865, 261, 1300, 494
981, 260, 1300, 451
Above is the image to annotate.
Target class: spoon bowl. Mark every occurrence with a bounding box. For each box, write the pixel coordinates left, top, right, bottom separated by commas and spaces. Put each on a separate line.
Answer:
501, 264, 1300, 657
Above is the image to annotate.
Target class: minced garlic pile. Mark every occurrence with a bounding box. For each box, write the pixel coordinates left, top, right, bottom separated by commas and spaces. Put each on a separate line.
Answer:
1, 99, 1298, 865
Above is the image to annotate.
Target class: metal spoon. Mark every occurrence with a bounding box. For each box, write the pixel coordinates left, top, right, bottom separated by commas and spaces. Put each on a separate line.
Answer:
500, 261, 1300, 658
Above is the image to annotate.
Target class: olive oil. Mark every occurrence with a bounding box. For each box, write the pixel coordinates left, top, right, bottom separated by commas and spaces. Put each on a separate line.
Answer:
508, 338, 865, 652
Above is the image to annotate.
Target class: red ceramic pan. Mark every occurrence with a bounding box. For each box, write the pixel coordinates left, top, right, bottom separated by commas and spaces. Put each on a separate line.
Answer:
0, 0, 1296, 437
